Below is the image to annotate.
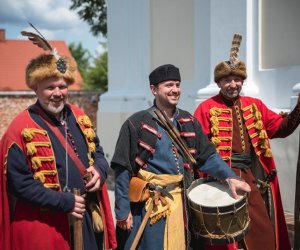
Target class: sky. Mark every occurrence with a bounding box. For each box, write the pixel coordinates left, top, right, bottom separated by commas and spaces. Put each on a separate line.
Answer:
0, 0, 106, 56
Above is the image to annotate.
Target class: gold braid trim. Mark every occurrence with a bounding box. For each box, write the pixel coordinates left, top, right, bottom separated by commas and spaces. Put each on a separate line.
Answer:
244, 114, 254, 120
221, 156, 231, 161
212, 137, 221, 146
218, 127, 232, 131
219, 137, 232, 141
89, 142, 96, 153
264, 148, 273, 157
33, 170, 57, 183
44, 183, 60, 189
217, 146, 232, 151
247, 120, 263, 130
84, 128, 96, 141
209, 108, 231, 140
31, 156, 55, 169
22, 128, 48, 142
78, 114, 96, 167
242, 104, 253, 111
248, 104, 272, 157
210, 116, 219, 125
210, 125, 232, 135
26, 142, 51, 156
250, 132, 258, 139
78, 115, 92, 128
211, 136, 232, 146
209, 107, 231, 116
218, 117, 232, 122
211, 125, 219, 136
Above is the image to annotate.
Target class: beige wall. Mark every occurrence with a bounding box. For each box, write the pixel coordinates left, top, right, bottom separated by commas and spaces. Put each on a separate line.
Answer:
260, 0, 300, 68
150, 0, 194, 81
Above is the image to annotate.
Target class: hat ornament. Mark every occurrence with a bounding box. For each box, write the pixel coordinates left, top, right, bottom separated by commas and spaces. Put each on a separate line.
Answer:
229, 33, 242, 69
21, 22, 67, 73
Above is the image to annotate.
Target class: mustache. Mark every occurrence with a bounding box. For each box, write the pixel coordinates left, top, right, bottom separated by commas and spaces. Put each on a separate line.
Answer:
50, 97, 64, 101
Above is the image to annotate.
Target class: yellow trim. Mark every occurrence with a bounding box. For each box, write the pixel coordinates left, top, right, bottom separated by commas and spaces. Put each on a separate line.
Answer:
44, 183, 60, 189
250, 132, 259, 139
221, 156, 231, 161
26, 142, 51, 156
217, 146, 232, 151
218, 137, 232, 141
244, 114, 254, 120
33, 170, 57, 183
22, 128, 48, 142
84, 128, 96, 141
78, 115, 92, 128
218, 127, 232, 131
31, 156, 55, 169
242, 104, 253, 111
209, 107, 231, 116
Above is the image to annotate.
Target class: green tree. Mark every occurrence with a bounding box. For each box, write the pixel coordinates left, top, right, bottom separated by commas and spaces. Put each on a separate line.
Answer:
68, 42, 91, 83
69, 0, 107, 37
85, 51, 108, 91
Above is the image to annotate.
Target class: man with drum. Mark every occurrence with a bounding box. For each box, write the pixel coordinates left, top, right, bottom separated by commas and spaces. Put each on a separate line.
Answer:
111, 64, 251, 250
194, 34, 298, 249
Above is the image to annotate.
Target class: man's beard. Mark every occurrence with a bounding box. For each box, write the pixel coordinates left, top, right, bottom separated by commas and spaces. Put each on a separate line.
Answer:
223, 89, 240, 99
43, 100, 65, 116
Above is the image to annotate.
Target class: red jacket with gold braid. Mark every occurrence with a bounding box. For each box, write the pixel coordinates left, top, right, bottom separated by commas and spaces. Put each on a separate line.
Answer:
0, 104, 117, 250
194, 94, 291, 250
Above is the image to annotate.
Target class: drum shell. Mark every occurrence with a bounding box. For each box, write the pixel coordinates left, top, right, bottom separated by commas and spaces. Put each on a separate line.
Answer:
187, 179, 250, 245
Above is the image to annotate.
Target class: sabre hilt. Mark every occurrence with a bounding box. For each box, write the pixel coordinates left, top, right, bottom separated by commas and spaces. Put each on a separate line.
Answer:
257, 169, 277, 195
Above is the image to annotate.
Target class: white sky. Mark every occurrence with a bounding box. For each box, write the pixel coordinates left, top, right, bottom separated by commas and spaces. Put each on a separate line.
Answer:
0, 0, 106, 56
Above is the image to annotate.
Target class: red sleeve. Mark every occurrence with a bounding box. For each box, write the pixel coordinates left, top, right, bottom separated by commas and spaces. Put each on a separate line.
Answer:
194, 101, 211, 137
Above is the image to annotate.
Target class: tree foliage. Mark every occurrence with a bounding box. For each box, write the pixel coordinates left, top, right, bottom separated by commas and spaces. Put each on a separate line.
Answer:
69, 42, 91, 82
85, 51, 108, 91
70, 0, 107, 37
69, 42, 108, 91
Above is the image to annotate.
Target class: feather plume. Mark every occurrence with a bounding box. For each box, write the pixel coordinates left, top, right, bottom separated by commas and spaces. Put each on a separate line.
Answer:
21, 22, 60, 60
229, 33, 242, 66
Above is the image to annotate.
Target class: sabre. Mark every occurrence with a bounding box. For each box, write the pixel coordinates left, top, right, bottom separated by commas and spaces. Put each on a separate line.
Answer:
257, 169, 277, 195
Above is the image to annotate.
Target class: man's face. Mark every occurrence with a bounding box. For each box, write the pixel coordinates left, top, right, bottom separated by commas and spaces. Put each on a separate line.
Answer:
217, 75, 243, 99
151, 80, 181, 109
34, 77, 68, 118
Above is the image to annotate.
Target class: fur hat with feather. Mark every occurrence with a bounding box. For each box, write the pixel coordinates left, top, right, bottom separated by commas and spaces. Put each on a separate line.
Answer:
214, 33, 247, 83
21, 23, 77, 89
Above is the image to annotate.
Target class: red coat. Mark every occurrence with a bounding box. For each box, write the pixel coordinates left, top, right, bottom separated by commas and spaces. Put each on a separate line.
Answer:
194, 95, 290, 250
0, 105, 117, 250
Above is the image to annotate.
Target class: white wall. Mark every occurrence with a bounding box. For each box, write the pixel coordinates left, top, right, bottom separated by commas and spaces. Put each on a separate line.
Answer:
99, 0, 300, 214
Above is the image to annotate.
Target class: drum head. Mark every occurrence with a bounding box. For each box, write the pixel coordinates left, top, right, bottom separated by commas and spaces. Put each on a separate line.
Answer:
188, 180, 240, 207
187, 178, 250, 245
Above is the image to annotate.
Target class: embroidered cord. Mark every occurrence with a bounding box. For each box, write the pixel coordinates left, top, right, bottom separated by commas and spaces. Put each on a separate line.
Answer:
61, 114, 70, 192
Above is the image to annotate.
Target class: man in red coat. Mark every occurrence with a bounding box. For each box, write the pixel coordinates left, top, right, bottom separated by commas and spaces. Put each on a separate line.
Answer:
0, 30, 116, 250
194, 34, 297, 250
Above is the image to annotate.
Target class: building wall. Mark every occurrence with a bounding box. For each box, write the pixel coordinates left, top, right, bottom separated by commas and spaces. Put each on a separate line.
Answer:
100, 0, 300, 216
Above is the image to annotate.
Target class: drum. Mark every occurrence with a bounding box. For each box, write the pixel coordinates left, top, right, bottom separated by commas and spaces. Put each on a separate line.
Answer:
187, 178, 250, 245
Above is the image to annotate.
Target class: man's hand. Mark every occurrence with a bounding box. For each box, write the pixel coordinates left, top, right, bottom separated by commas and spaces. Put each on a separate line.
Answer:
85, 166, 101, 192
70, 194, 86, 219
226, 177, 251, 199
116, 212, 133, 231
